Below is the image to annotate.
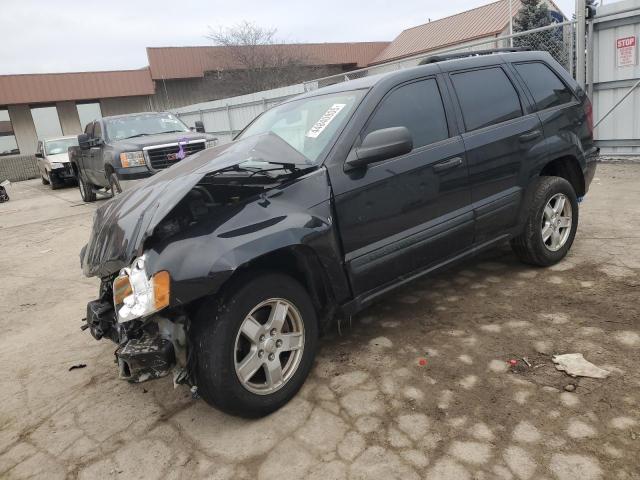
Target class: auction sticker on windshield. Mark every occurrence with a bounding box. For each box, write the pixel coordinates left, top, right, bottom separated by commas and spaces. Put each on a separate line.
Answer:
306, 104, 346, 138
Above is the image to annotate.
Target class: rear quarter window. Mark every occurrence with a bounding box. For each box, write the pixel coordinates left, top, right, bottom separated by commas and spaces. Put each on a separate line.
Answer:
513, 62, 576, 111
450, 67, 523, 132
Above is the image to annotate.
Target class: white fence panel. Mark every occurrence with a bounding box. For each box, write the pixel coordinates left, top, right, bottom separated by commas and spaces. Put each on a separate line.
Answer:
172, 84, 306, 144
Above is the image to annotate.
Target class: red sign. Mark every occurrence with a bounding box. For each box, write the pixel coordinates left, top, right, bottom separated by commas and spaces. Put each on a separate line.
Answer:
617, 36, 637, 67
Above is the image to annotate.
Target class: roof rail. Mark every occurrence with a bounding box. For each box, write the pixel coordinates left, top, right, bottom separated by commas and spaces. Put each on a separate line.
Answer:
417, 47, 531, 65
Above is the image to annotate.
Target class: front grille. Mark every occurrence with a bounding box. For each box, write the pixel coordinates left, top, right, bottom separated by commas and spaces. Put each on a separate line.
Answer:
146, 141, 205, 170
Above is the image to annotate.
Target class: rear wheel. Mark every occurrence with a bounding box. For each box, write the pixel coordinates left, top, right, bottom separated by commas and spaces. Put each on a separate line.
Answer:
78, 174, 96, 202
191, 272, 318, 417
511, 176, 578, 266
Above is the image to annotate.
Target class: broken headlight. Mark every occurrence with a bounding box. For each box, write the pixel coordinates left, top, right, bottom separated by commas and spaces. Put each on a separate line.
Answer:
113, 255, 170, 322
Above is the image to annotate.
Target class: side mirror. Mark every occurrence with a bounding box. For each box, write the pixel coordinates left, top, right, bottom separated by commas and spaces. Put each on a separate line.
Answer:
78, 133, 92, 150
195, 120, 205, 133
35, 152, 43, 158
345, 126, 413, 170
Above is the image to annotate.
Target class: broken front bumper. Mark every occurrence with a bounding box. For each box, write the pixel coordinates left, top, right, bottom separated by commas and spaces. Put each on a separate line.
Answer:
83, 299, 185, 384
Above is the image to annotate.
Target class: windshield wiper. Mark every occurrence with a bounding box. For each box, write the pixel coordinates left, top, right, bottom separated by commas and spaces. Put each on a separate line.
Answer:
122, 133, 153, 139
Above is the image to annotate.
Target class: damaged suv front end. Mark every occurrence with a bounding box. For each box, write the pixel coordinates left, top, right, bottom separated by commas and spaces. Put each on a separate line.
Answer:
81, 88, 364, 416
82, 133, 327, 383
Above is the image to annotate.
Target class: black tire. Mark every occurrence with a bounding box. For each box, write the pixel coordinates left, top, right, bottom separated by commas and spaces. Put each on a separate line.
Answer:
108, 173, 122, 197
41, 174, 50, 185
511, 176, 579, 267
78, 174, 96, 202
191, 272, 319, 418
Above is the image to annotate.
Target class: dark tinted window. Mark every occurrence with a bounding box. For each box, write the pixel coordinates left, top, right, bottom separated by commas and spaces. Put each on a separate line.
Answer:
366, 79, 449, 149
514, 62, 575, 111
84, 122, 93, 136
451, 67, 522, 131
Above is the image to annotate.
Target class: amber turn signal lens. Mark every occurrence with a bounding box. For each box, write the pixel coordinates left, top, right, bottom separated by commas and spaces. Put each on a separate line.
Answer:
113, 275, 132, 305
153, 271, 170, 310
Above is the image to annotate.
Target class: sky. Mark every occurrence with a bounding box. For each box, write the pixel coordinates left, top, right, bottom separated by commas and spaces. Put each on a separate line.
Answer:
1, 0, 575, 75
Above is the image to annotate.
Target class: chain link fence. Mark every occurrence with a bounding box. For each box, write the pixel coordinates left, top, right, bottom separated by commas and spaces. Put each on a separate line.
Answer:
304, 21, 576, 91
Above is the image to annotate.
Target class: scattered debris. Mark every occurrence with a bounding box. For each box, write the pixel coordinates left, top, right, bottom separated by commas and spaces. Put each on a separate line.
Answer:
521, 357, 532, 367
39, 249, 52, 254
509, 359, 518, 366
0, 181, 10, 203
552, 353, 610, 379
418, 358, 427, 366
564, 384, 577, 392
68, 363, 87, 371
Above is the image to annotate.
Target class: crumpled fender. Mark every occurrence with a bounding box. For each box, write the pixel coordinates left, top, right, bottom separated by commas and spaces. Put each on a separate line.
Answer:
143, 168, 351, 307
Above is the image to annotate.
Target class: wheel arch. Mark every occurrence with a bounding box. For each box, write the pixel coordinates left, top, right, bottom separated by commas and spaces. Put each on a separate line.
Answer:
539, 155, 585, 197
218, 245, 338, 333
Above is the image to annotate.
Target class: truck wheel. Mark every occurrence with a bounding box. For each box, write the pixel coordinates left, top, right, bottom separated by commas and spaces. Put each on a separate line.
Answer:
41, 174, 50, 185
191, 272, 318, 418
108, 173, 122, 197
78, 174, 97, 202
511, 176, 578, 267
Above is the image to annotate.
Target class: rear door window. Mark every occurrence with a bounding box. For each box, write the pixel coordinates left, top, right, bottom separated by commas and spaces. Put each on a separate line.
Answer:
513, 62, 575, 111
450, 67, 523, 131
365, 78, 449, 149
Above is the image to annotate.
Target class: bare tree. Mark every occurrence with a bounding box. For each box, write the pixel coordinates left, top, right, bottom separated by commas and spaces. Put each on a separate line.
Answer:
206, 21, 311, 92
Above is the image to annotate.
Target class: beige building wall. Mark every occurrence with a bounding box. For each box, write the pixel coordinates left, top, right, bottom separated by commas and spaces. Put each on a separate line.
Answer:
56, 101, 82, 135
7, 105, 38, 155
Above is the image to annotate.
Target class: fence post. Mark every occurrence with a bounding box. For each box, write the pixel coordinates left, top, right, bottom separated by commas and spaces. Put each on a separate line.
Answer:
569, 23, 575, 77
586, 19, 595, 99
575, 0, 586, 87
225, 104, 233, 140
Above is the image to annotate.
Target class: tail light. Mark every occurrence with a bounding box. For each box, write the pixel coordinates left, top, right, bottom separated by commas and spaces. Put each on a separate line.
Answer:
584, 98, 593, 134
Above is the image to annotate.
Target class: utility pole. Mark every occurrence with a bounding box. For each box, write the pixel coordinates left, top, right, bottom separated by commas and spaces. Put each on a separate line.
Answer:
575, 0, 586, 87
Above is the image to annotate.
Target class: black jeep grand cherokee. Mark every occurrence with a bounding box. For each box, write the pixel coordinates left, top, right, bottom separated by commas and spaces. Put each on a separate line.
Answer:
81, 50, 597, 417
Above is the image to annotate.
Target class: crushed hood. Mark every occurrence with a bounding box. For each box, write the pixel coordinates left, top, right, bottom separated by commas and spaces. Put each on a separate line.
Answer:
81, 133, 311, 278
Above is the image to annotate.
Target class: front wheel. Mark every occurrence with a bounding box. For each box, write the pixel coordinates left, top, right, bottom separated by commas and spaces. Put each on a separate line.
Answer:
191, 273, 318, 417
108, 173, 122, 197
78, 174, 96, 202
511, 176, 579, 266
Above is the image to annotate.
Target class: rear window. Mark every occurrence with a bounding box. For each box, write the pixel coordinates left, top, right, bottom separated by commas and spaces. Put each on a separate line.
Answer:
451, 67, 523, 131
514, 62, 575, 111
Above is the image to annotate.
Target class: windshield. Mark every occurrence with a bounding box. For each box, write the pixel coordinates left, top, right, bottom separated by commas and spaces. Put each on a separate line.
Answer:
105, 113, 190, 141
238, 90, 365, 163
44, 138, 78, 155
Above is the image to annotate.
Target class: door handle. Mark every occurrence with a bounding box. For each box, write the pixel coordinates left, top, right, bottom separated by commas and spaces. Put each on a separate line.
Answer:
433, 156, 463, 173
519, 130, 542, 142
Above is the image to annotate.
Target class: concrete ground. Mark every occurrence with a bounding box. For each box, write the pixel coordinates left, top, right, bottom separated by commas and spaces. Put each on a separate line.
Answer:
0, 164, 639, 480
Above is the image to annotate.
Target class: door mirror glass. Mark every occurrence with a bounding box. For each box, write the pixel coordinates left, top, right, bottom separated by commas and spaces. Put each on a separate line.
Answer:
194, 120, 205, 133
346, 126, 413, 170
35, 152, 44, 158
77, 133, 92, 150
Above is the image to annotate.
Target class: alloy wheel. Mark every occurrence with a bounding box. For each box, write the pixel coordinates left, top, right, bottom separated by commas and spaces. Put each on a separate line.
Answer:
541, 193, 572, 251
234, 298, 305, 395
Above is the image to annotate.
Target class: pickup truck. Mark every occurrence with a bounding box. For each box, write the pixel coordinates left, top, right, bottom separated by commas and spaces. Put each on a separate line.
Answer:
80, 51, 597, 418
70, 111, 216, 201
